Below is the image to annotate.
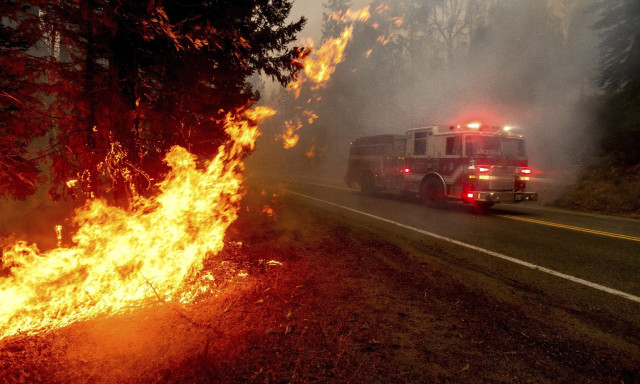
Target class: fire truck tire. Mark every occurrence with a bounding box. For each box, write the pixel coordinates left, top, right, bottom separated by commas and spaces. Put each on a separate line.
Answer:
361, 172, 377, 196
420, 176, 445, 207
474, 201, 495, 211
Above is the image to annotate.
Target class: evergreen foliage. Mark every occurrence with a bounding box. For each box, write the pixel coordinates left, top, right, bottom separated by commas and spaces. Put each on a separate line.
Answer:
591, 0, 640, 166
321, 0, 352, 41
0, 0, 305, 202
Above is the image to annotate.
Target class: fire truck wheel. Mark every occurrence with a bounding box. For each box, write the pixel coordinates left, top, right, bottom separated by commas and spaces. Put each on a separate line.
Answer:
361, 172, 377, 196
474, 201, 495, 212
420, 176, 445, 207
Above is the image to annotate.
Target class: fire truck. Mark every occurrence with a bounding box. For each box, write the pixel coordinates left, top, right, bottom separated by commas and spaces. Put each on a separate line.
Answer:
344, 123, 538, 209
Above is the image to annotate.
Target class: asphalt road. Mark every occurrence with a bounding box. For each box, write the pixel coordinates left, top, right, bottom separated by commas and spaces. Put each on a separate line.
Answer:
270, 178, 640, 310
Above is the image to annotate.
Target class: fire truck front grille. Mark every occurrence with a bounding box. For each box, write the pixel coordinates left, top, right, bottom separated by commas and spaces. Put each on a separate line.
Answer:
490, 166, 515, 191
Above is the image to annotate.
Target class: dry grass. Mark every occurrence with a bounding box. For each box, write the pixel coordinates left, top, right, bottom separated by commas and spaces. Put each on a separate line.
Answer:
0, 186, 638, 383
554, 161, 640, 218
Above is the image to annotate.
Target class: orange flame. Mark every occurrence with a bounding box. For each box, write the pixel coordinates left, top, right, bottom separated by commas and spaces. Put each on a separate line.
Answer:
302, 110, 318, 125
391, 17, 404, 27
305, 145, 316, 159
281, 6, 372, 149
55, 225, 62, 248
279, 119, 302, 149
0, 107, 276, 339
375, 4, 391, 14
291, 6, 373, 91
328, 6, 371, 23
296, 26, 353, 89
377, 35, 390, 46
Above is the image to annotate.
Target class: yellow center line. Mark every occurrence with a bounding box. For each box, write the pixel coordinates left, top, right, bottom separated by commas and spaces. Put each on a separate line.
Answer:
500, 215, 640, 242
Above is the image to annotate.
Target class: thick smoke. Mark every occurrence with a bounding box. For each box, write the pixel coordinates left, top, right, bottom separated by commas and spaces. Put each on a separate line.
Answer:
248, 0, 602, 194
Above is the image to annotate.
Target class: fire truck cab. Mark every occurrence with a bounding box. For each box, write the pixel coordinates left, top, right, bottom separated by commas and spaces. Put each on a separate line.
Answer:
345, 123, 538, 209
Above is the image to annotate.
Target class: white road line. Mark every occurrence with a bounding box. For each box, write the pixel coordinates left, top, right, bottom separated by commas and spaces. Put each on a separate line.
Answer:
282, 189, 640, 304
289, 179, 639, 222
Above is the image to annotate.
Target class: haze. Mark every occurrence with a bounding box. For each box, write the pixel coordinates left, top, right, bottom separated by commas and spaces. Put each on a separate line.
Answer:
249, 0, 601, 188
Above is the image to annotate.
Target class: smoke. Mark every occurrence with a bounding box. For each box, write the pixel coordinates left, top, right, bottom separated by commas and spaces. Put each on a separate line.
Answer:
0, 0, 604, 241
248, 0, 602, 192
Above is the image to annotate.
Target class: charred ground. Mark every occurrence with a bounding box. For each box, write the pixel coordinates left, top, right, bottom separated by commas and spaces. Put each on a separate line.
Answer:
0, 186, 638, 383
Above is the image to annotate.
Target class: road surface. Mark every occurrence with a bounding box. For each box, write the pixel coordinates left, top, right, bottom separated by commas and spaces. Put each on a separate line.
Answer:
266, 178, 640, 314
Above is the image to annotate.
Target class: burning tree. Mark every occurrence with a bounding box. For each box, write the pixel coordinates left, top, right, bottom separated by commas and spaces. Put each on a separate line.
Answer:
1, 0, 306, 204
0, 0, 307, 338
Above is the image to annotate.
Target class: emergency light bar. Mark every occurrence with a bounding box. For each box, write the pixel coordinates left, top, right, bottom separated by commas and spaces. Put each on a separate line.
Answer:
448, 123, 507, 132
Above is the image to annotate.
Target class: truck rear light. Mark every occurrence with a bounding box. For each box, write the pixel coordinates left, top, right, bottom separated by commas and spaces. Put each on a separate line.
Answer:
520, 168, 531, 174
403, 168, 410, 173
466, 193, 474, 199
478, 167, 490, 173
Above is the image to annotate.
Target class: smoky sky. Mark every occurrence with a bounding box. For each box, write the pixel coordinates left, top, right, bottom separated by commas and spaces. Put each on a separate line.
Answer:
251, 0, 602, 182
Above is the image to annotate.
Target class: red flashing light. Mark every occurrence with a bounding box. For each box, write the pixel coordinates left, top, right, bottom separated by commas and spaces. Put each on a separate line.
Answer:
478, 167, 490, 173
403, 168, 410, 174
466, 193, 474, 199
520, 168, 531, 174
467, 122, 481, 129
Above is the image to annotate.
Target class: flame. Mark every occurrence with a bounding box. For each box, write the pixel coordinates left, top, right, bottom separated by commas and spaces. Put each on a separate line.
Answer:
261, 205, 275, 217
377, 35, 390, 46
302, 110, 318, 125
280, 6, 371, 149
0, 107, 276, 339
295, 26, 353, 88
375, 4, 391, 14
305, 145, 316, 159
291, 6, 373, 90
55, 225, 62, 247
288, 75, 303, 99
328, 6, 371, 23
391, 17, 404, 27
279, 119, 302, 149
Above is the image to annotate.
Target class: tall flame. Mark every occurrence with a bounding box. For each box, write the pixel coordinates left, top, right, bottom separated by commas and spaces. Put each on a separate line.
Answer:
328, 5, 371, 23
297, 26, 353, 89
281, 7, 371, 149
0, 107, 276, 339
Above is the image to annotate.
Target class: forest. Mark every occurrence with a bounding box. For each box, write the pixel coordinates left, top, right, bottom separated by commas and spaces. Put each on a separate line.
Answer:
255, 0, 640, 215
1, 0, 639, 214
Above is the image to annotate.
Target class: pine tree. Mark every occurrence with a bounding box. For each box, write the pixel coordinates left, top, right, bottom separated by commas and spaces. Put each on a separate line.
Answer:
592, 0, 640, 165
321, 0, 352, 41
0, 1, 54, 199
593, 0, 640, 93
0, 0, 306, 203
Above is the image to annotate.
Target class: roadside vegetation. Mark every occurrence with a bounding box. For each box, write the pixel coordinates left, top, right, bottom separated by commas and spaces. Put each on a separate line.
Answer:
1, 188, 638, 383
555, 1, 640, 218
555, 160, 640, 218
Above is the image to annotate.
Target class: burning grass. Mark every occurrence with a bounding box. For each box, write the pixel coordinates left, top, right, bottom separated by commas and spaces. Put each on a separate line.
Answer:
1, 186, 639, 383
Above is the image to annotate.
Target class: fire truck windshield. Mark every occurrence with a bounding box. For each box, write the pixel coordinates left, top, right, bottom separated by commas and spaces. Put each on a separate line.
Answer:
465, 135, 526, 159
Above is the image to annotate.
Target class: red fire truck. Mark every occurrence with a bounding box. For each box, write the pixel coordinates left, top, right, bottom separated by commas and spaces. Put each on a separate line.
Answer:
344, 123, 538, 209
